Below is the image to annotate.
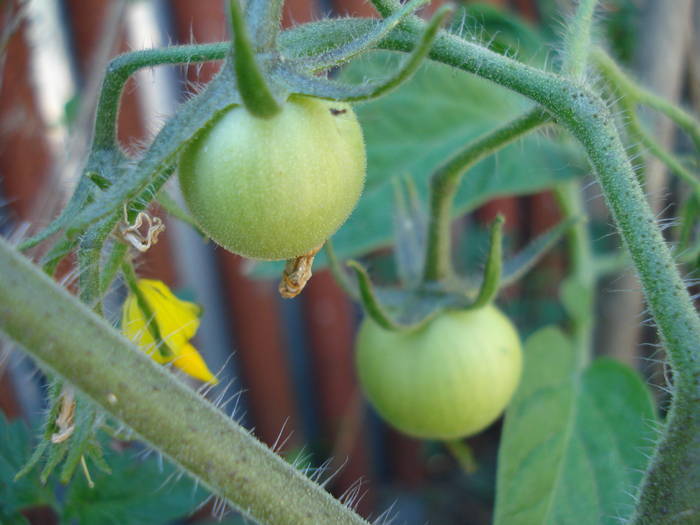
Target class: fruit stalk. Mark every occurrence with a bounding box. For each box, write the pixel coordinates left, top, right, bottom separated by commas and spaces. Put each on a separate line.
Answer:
423, 108, 548, 282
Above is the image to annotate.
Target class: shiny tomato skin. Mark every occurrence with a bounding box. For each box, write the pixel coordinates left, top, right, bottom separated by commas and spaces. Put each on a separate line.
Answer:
178, 95, 365, 260
355, 305, 522, 440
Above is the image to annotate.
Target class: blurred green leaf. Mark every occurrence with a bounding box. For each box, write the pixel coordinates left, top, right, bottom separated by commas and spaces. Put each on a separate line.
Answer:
251, 51, 583, 278
0, 413, 56, 516
61, 447, 208, 525
559, 276, 594, 325
494, 327, 657, 525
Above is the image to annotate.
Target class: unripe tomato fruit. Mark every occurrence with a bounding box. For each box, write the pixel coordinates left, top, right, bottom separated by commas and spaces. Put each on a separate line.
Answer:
355, 305, 522, 440
178, 95, 366, 260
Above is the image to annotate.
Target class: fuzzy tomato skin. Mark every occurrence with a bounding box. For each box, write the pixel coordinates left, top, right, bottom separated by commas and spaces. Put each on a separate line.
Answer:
355, 305, 522, 440
178, 95, 366, 260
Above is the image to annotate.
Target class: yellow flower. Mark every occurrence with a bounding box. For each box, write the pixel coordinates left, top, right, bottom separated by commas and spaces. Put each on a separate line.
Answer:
121, 279, 218, 384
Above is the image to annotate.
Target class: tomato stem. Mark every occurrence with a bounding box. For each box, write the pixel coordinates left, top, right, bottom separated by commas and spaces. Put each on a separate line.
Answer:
422, 108, 548, 283
229, 0, 282, 118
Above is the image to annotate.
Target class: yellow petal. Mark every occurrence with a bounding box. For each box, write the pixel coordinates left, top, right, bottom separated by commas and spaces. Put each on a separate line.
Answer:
139, 280, 200, 342
121, 279, 217, 383
171, 343, 219, 384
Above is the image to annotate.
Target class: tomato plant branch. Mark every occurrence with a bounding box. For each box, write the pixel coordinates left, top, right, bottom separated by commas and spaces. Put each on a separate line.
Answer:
93, 43, 228, 151
562, 0, 598, 80
423, 108, 548, 282
0, 237, 369, 525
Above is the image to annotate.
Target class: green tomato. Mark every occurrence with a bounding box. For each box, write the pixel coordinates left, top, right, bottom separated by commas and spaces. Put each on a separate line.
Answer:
355, 305, 522, 440
178, 95, 366, 260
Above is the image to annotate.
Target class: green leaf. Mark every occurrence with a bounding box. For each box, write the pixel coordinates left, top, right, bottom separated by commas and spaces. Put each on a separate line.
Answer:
61, 447, 208, 525
560, 276, 593, 325
0, 509, 29, 525
500, 217, 577, 287
0, 413, 55, 515
494, 327, 657, 525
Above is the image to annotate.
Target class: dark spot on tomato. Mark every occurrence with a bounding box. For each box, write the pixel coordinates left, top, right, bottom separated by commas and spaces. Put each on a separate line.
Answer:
330, 108, 347, 116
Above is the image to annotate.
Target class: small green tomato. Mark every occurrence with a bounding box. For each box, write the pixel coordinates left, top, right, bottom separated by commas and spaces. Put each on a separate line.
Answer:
355, 305, 522, 440
178, 95, 366, 260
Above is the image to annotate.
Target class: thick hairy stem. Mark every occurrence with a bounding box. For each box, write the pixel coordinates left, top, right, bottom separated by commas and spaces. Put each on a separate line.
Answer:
423, 108, 548, 282
93, 43, 228, 150
0, 237, 368, 525
572, 100, 700, 525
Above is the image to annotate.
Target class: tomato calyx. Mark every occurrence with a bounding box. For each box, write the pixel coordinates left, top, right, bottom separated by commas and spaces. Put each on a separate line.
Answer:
332, 210, 577, 333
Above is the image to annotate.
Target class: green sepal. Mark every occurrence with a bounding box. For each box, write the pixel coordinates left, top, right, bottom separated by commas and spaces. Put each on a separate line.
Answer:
392, 176, 426, 288
14, 382, 63, 482
346, 260, 478, 331
347, 260, 421, 331
278, 5, 450, 103
99, 241, 128, 296
19, 149, 124, 251
324, 241, 359, 300
15, 383, 105, 487
293, 0, 429, 71
468, 214, 504, 309
59, 400, 99, 484
39, 442, 69, 485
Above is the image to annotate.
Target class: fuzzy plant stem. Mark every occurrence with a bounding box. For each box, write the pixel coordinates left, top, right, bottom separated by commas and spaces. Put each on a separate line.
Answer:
423, 108, 548, 282
229, 0, 281, 118
562, 0, 598, 80
93, 43, 228, 150
358, 10, 700, 520
554, 0, 599, 365
0, 237, 368, 525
